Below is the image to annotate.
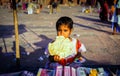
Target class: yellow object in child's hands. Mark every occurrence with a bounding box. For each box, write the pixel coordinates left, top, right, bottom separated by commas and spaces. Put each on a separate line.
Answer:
48, 36, 75, 59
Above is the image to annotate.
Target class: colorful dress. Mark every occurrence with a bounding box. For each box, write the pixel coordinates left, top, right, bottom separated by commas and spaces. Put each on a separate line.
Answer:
44, 36, 86, 69
111, 4, 120, 32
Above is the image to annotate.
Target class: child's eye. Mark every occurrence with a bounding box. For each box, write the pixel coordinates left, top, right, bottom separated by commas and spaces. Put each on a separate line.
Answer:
64, 30, 68, 32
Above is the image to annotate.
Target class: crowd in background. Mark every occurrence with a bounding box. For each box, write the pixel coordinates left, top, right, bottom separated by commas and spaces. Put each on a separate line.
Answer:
0, 0, 120, 34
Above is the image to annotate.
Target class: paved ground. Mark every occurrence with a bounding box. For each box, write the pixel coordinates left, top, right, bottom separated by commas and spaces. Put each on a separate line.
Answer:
0, 5, 120, 74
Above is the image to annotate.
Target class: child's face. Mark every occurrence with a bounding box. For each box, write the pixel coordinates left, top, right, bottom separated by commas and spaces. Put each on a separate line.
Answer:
57, 24, 72, 38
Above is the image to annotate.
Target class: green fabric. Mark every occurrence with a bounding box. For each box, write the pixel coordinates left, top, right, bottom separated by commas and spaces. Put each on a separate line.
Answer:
117, 0, 120, 8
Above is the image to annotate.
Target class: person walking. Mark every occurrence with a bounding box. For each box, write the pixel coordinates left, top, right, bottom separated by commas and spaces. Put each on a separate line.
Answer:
111, 0, 120, 35
99, 0, 109, 21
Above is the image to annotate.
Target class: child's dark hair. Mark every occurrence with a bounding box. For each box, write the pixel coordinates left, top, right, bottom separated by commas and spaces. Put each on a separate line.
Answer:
56, 16, 73, 31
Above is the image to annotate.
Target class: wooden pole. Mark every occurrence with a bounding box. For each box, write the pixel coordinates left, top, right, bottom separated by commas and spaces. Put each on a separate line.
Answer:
12, 0, 20, 67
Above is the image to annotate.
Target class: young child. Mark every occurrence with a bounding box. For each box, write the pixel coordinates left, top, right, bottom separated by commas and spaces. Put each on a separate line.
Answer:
45, 16, 86, 68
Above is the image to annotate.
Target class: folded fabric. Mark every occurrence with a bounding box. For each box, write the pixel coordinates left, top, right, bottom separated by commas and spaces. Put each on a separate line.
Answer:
48, 36, 75, 59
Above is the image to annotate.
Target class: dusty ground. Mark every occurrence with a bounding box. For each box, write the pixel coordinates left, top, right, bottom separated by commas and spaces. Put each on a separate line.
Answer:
0, 5, 120, 74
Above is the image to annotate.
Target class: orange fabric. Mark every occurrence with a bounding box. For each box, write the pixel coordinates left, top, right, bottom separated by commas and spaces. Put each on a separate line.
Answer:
111, 5, 115, 14
113, 0, 117, 4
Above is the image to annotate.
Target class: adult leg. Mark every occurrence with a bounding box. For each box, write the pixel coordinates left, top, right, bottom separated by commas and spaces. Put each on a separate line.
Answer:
112, 22, 117, 35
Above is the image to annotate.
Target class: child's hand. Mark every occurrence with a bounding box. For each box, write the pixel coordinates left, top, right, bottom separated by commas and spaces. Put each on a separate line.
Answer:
54, 55, 60, 62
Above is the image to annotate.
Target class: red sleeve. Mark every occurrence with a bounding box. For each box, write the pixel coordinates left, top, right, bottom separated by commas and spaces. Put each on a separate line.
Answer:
58, 58, 67, 66
76, 39, 81, 52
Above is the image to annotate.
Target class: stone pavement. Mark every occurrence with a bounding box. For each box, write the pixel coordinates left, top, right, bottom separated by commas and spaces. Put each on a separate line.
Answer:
0, 5, 120, 74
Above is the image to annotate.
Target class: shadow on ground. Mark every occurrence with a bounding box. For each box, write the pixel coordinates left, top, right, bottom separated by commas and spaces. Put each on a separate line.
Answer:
74, 22, 112, 34
0, 24, 119, 75
0, 24, 27, 38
